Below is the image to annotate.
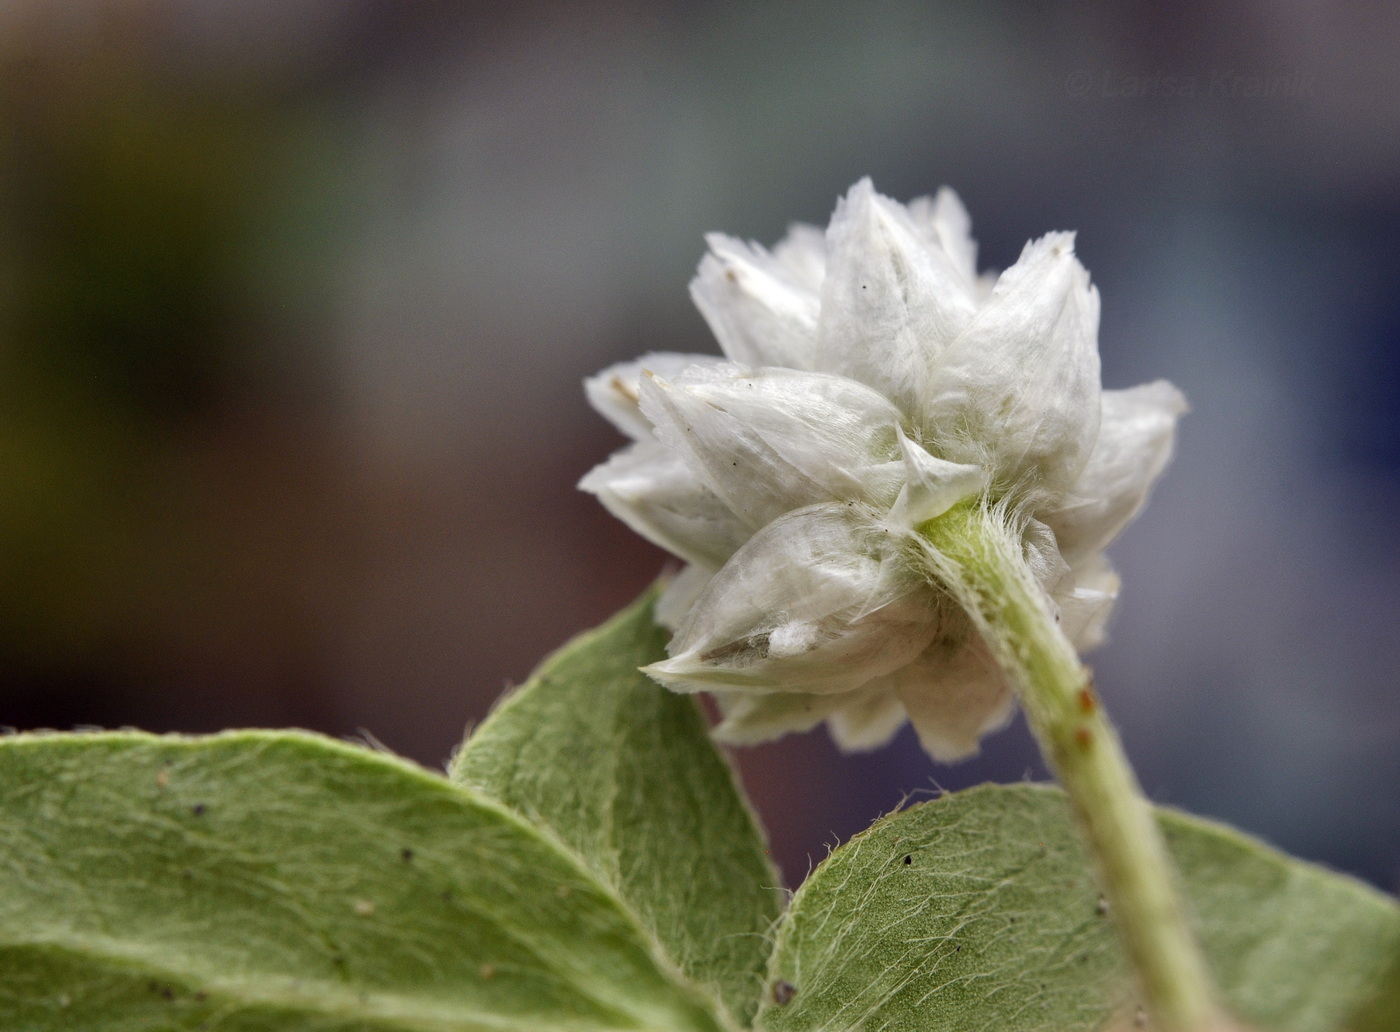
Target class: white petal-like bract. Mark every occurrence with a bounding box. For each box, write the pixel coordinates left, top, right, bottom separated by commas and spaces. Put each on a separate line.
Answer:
645, 505, 938, 695
905, 187, 978, 289
1044, 380, 1187, 565
923, 232, 1102, 494
639, 366, 906, 527
654, 563, 715, 631
578, 441, 750, 568
771, 223, 827, 289
815, 178, 979, 417
690, 234, 821, 370
584, 353, 727, 440
893, 635, 1015, 762
886, 430, 988, 528
582, 179, 1184, 761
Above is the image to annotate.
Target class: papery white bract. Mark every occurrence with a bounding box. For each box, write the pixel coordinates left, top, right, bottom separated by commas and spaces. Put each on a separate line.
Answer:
581, 178, 1185, 761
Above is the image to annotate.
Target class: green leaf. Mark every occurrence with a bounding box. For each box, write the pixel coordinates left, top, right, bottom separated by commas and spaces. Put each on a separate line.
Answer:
451, 587, 782, 1027
759, 783, 1400, 1032
0, 730, 731, 1032
1347, 944, 1400, 1032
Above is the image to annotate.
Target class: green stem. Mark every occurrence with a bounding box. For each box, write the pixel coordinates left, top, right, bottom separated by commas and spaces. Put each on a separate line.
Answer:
918, 501, 1223, 1032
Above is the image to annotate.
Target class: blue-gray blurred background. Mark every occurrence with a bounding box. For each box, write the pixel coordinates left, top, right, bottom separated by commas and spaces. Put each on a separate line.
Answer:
2, 1, 1397, 892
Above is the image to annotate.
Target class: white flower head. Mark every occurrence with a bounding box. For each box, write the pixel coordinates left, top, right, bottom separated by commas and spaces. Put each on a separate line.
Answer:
581, 179, 1185, 762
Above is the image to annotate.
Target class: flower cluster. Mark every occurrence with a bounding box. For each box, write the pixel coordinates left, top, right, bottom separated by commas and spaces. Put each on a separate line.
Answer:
581, 179, 1184, 761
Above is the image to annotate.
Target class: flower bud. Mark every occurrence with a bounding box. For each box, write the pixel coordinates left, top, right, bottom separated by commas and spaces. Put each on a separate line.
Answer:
581, 179, 1185, 760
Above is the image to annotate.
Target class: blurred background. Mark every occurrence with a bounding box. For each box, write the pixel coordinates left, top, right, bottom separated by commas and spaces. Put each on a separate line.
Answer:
2, 0, 1397, 892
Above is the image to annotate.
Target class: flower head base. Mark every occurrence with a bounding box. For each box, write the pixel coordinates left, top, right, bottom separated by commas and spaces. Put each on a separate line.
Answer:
581, 179, 1185, 761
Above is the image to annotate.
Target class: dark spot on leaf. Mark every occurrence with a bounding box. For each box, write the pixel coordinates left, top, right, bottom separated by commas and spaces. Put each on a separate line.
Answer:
955, 945, 961, 951
903, 854, 912, 865
401, 848, 414, 862
442, 890, 454, 902
194, 991, 207, 1003
160, 986, 174, 1000
191, 804, 206, 816
771, 980, 796, 1006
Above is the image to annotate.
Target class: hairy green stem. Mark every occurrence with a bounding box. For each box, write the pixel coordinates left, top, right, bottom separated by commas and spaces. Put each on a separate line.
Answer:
918, 501, 1223, 1032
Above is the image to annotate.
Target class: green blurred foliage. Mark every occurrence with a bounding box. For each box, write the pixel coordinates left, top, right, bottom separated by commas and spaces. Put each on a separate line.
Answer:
0, 19, 338, 709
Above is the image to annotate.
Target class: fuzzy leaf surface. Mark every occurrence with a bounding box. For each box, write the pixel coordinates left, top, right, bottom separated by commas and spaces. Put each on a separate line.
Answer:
0, 730, 730, 1032
452, 588, 782, 1026
1347, 945, 1400, 1032
759, 783, 1400, 1032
